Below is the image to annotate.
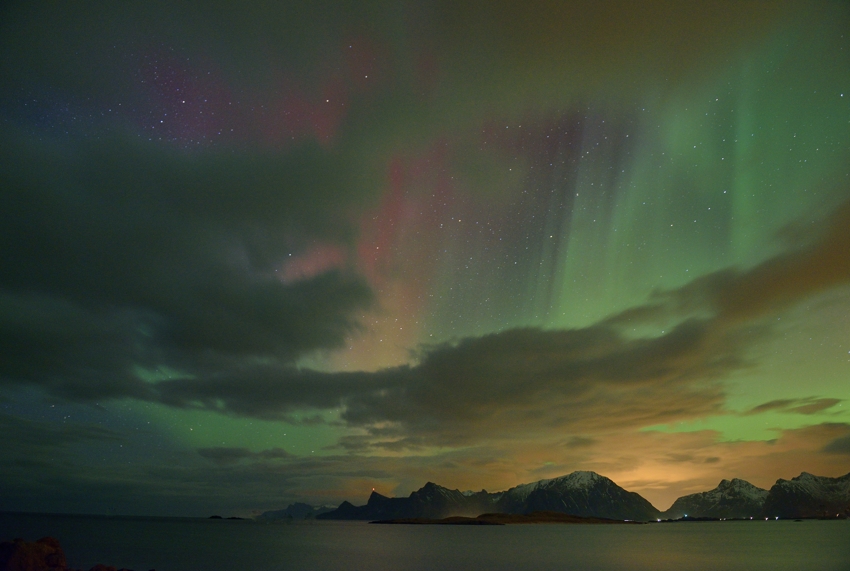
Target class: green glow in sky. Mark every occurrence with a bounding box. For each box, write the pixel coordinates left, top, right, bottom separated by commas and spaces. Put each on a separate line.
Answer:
0, 1, 848, 515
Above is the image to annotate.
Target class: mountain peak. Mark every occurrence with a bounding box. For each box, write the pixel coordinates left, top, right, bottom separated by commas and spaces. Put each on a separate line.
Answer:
662, 477, 768, 520
491, 470, 659, 521
316, 469, 850, 522
717, 478, 764, 493
540, 471, 605, 487
549, 471, 607, 488
564, 470, 603, 484
366, 490, 389, 505
408, 481, 465, 506
765, 471, 850, 518
414, 481, 453, 494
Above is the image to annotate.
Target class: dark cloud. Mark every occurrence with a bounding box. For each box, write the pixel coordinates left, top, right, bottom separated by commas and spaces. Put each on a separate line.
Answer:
822, 435, 850, 455
0, 413, 121, 449
0, 0, 847, 519
197, 446, 293, 465
603, 198, 850, 333
334, 434, 429, 452
150, 317, 729, 447
154, 366, 388, 418
157, 196, 849, 449
5, 200, 849, 454
2, 0, 848, 462
666, 200, 850, 325
745, 398, 843, 416
0, 131, 374, 401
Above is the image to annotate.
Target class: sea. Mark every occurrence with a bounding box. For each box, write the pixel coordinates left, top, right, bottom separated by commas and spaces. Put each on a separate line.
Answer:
1, 512, 849, 571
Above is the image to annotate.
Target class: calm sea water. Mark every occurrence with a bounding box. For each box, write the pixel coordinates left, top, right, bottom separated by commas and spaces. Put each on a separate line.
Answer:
1, 512, 848, 571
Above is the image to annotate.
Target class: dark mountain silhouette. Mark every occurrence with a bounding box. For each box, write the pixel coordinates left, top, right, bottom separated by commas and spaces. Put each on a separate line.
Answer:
493, 471, 660, 521
762, 471, 850, 519
661, 471, 850, 520
318, 471, 661, 522
314, 469, 850, 522
256, 502, 335, 521
662, 478, 768, 520
317, 482, 496, 521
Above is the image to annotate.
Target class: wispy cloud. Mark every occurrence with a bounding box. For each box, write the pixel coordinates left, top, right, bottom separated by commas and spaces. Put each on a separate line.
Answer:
822, 435, 850, 455
197, 446, 294, 465
744, 398, 843, 416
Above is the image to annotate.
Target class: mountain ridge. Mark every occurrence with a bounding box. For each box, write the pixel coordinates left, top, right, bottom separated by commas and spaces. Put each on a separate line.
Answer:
317, 471, 661, 521
763, 471, 850, 518
312, 470, 850, 522
662, 478, 769, 519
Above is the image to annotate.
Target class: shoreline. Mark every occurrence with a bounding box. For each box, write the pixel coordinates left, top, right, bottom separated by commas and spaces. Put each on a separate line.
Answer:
370, 511, 646, 525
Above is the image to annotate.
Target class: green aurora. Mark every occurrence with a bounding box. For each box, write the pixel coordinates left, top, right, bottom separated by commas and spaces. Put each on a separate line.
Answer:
0, 1, 848, 515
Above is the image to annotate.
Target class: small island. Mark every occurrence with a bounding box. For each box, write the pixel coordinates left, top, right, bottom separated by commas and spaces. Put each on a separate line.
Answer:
370, 510, 645, 525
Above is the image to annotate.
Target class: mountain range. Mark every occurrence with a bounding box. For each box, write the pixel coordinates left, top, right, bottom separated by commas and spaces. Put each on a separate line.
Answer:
256, 502, 336, 521
763, 471, 850, 518
307, 470, 850, 522
662, 478, 769, 519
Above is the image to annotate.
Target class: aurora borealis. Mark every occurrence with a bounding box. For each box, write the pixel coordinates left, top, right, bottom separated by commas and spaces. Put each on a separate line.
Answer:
1, 1, 849, 516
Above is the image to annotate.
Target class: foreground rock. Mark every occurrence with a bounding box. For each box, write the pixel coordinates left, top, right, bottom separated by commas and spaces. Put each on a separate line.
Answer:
0, 537, 66, 571
0, 537, 150, 571
371, 511, 646, 525
318, 471, 661, 522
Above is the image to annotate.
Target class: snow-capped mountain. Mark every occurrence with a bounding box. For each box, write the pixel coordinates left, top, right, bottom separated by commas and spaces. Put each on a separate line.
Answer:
762, 471, 850, 518
275, 470, 850, 522
662, 478, 768, 520
318, 471, 661, 521
494, 472, 604, 505
494, 471, 660, 521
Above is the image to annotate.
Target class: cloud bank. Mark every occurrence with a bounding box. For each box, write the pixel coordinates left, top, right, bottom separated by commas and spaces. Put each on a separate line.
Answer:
2, 138, 848, 451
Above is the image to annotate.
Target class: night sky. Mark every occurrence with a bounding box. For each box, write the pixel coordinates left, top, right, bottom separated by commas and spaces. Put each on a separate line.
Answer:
1, 1, 849, 517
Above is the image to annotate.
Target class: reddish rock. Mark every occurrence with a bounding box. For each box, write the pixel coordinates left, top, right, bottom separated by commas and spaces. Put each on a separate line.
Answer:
0, 536, 67, 571
0, 537, 149, 571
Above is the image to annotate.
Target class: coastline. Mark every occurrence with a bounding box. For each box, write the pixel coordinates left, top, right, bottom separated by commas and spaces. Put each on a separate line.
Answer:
370, 511, 645, 525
